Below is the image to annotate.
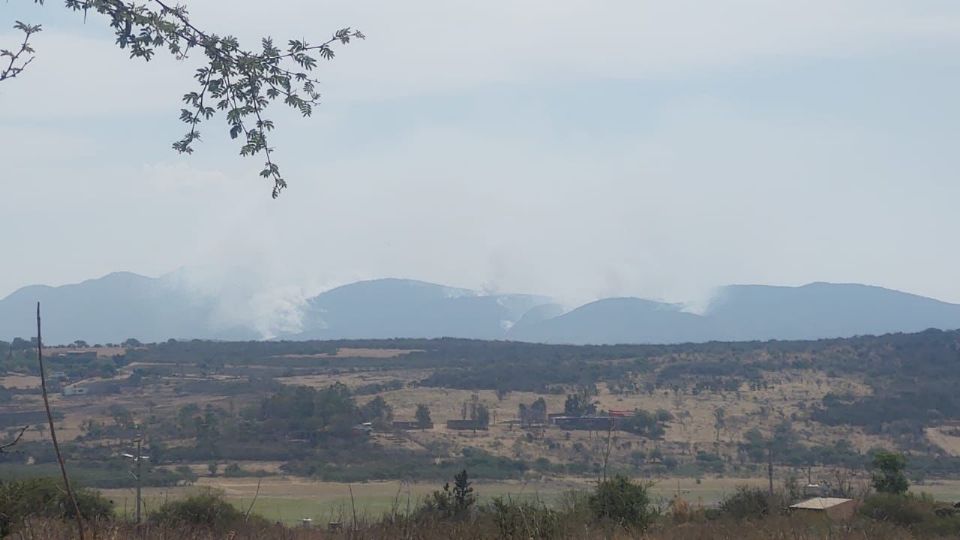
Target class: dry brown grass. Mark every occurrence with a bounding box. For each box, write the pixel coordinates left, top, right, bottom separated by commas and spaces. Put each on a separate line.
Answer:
8, 514, 919, 540
0, 374, 41, 389
925, 428, 960, 457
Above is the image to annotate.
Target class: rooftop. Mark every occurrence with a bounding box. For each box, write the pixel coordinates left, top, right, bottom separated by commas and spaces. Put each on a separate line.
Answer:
789, 497, 854, 510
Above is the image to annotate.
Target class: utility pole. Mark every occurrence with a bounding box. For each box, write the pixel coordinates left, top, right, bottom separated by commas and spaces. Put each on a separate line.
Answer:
135, 437, 143, 524
767, 444, 774, 496
122, 436, 147, 524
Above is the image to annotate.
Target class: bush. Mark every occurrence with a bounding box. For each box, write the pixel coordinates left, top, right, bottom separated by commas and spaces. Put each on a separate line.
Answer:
588, 475, 656, 530
0, 478, 112, 536
860, 492, 960, 535
488, 497, 562, 539
860, 493, 927, 528
175, 465, 198, 484
719, 486, 785, 521
418, 470, 476, 520
149, 488, 254, 529
871, 451, 909, 495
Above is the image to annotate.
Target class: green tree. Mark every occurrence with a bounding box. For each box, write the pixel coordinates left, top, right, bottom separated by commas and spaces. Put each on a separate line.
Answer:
564, 393, 597, 417
620, 409, 665, 439
360, 396, 393, 428
588, 475, 655, 529
422, 469, 476, 519
452, 469, 475, 510
713, 407, 725, 442
415, 403, 432, 428
871, 451, 909, 495
175, 465, 197, 485
530, 397, 547, 424
5, 1, 363, 197
473, 403, 490, 429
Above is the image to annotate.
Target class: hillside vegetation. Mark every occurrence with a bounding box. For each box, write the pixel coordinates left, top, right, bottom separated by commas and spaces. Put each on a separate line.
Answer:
2, 329, 960, 537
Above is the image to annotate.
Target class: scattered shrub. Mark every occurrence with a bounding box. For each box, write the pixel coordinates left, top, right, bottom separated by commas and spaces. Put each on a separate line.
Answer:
860, 493, 927, 528
860, 492, 960, 535
588, 475, 656, 530
872, 451, 910, 495
489, 497, 562, 539
418, 470, 477, 520
0, 477, 112, 536
718, 486, 785, 521
148, 488, 257, 529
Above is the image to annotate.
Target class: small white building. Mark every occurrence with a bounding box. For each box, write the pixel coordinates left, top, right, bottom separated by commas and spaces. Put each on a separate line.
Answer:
62, 385, 89, 396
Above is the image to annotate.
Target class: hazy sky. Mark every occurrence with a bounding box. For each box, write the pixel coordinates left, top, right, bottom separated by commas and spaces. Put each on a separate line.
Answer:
2, 0, 960, 307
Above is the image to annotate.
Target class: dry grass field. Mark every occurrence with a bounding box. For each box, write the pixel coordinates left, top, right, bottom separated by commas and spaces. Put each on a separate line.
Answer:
97, 474, 960, 524
0, 374, 40, 389
100, 477, 579, 523
96, 475, 758, 524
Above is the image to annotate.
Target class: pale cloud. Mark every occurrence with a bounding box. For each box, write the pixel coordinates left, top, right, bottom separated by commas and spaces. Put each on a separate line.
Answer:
5, 1, 960, 111
141, 161, 232, 193
190, 0, 960, 100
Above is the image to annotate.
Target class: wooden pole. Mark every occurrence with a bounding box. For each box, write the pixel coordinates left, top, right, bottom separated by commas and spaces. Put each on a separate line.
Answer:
37, 303, 86, 539
767, 444, 774, 496
136, 438, 143, 524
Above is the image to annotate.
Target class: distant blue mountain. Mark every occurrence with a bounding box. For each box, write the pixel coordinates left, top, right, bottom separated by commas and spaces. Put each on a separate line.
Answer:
0, 272, 255, 344
508, 298, 711, 344
3, 273, 960, 345
289, 278, 550, 340
703, 282, 960, 342
509, 283, 960, 344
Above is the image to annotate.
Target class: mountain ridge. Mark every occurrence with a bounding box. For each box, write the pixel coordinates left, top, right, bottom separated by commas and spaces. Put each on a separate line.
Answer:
3, 272, 960, 345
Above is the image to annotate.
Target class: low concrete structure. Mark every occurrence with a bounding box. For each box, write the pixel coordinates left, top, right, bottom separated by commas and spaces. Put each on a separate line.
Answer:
789, 497, 858, 520
392, 420, 432, 430
62, 385, 89, 396
446, 419, 488, 431
552, 416, 617, 431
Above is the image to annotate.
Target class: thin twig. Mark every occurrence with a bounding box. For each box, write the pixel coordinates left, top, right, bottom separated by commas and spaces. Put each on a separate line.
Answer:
601, 418, 615, 483
0, 24, 40, 82
348, 484, 358, 530
37, 302, 86, 540
243, 477, 262, 522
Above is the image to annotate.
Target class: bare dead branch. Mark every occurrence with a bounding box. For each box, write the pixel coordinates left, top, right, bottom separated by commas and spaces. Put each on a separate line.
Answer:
0, 425, 28, 453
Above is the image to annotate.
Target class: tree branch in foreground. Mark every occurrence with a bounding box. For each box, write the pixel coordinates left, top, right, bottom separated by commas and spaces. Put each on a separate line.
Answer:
8, 1, 363, 197
0, 21, 42, 82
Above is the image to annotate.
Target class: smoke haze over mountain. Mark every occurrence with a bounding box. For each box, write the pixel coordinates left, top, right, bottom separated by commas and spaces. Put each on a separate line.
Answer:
2, 1, 960, 313
5, 272, 960, 345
